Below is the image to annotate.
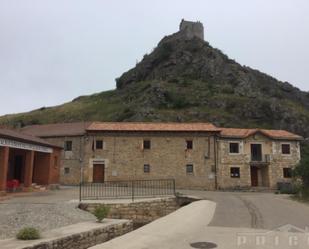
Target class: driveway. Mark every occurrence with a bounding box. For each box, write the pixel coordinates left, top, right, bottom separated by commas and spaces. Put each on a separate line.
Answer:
0, 187, 95, 239
180, 190, 309, 230
91, 195, 309, 249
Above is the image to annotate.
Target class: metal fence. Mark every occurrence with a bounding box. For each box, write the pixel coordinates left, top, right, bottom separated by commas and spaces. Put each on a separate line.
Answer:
79, 179, 176, 201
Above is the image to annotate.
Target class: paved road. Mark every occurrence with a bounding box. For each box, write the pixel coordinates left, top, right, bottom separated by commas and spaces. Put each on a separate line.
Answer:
91, 198, 309, 249
180, 190, 309, 230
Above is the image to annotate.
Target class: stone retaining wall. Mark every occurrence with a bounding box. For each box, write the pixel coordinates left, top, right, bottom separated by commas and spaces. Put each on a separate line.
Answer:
79, 197, 197, 227
2, 220, 133, 249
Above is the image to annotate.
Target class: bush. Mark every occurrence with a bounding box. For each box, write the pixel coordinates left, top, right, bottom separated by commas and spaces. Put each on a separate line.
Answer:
293, 142, 309, 188
93, 205, 110, 222
164, 91, 189, 109
291, 142, 309, 201
16, 227, 40, 240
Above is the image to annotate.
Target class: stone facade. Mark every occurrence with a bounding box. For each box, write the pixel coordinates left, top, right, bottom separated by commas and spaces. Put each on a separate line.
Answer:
179, 19, 204, 40
42, 136, 86, 185
217, 133, 301, 189
80, 197, 182, 227
21, 122, 302, 190
84, 132, 217, 189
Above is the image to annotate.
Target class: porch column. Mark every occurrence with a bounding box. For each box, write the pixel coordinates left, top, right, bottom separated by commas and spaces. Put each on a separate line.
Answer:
0, 147, 9, 192
24, 150, 35, 188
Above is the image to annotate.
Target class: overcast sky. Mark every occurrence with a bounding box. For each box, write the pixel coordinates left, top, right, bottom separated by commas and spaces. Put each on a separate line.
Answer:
0, 0, 308, 116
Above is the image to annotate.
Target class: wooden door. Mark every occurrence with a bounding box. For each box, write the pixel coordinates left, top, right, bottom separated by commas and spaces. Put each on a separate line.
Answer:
93, 164, 105, 183
251, 167, 258, 187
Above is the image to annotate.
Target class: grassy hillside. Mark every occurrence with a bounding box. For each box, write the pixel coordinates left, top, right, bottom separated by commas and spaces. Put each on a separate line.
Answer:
1, 28, 309, 137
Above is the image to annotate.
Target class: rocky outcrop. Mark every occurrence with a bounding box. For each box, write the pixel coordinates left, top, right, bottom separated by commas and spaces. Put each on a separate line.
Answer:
1, 25, 309, 138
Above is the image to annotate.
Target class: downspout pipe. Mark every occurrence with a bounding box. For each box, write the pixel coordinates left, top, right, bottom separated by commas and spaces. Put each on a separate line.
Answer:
214, 133, 218, 190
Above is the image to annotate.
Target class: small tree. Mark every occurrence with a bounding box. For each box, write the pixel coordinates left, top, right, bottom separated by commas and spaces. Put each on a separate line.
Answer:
293, 142, 309, 188
93, 205, 110, 223
293, 142, 309, 200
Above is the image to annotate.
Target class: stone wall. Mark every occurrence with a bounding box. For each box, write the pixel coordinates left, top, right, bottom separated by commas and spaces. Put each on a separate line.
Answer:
44, 136, 86, 185
217, 133, 301, 189
79, 197, 194, 227
42, 130, 301, 190
179, 19, 204, 40
2, 220, 133, 249
84, 132, 217, 189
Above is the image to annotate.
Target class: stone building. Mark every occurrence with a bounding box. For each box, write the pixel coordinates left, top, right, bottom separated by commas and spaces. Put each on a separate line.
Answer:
217, 128, 302, 189
85, 122, 219, 190
21, 122, 91, 185
0, 128, 62, 195
179, 19, 204, 40
21, 122, 302, 189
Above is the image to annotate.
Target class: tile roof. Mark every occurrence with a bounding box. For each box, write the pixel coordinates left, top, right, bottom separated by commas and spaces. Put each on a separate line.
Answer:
20, 121, 303, 141
87, 122, 220, 132
0, 128, 61, 148
21, 122, 92, 137
220, 128, 303, 140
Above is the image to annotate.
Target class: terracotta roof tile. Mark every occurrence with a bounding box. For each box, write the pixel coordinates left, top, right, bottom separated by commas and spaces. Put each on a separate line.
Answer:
87, 122, 220, 132
21, 122, 92, 137
0, 128, 60, 148
220, 128, 303, 140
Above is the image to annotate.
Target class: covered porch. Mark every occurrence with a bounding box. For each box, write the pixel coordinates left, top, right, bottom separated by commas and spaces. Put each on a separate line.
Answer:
0, 129, 61, 195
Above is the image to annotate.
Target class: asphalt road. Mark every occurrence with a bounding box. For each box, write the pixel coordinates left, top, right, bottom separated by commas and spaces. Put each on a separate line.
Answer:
180, 190, 309, 230
3, 187, 309, 248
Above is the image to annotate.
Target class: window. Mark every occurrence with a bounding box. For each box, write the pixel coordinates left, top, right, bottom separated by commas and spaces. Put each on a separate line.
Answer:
282, 144, 291, 154
186, 164, 194, 174
143, 140, 151, 150
283, 168, 292, 178
229, 143, 239, 154
64, 167, 70, 174
96, 140, 103, 150
144, 164, 150, 173
186, 140, 193, 149
230, 167, 240, 178
64, 141, 72, 151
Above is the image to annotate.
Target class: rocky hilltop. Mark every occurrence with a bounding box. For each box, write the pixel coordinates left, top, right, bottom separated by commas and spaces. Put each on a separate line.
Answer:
1, 20, 309, 137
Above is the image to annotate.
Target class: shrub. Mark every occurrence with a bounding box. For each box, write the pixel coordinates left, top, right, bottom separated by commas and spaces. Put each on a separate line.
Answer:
291, 142, 309, 201
293, 142, 309, 188
164, 91, 189, 109
16, 227, 40, 240
295, 187, 309, 201
93, 205, 110, 222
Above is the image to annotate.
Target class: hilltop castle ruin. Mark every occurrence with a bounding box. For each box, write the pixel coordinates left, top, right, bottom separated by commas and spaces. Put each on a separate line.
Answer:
179, 19, 204, 40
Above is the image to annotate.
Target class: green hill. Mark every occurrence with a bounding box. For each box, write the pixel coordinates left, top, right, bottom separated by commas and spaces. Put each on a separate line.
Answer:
1, 27, 309, 137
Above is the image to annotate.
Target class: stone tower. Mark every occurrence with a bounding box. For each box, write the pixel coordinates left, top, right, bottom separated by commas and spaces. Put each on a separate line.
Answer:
179, 19, 204, 40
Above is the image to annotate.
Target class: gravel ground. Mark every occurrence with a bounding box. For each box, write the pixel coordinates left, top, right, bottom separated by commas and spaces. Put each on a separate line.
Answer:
0, 188, 96, 239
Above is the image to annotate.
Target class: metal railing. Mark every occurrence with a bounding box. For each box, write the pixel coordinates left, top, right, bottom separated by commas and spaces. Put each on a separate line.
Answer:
250, 154, 271, 165
79, 179, 176, 201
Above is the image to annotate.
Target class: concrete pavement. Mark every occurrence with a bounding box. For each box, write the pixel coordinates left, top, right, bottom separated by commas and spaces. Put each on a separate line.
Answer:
91, 200, 216, 249
181, 190, 309, 230
90, 197, 309, 249
4, 187, 309, 248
